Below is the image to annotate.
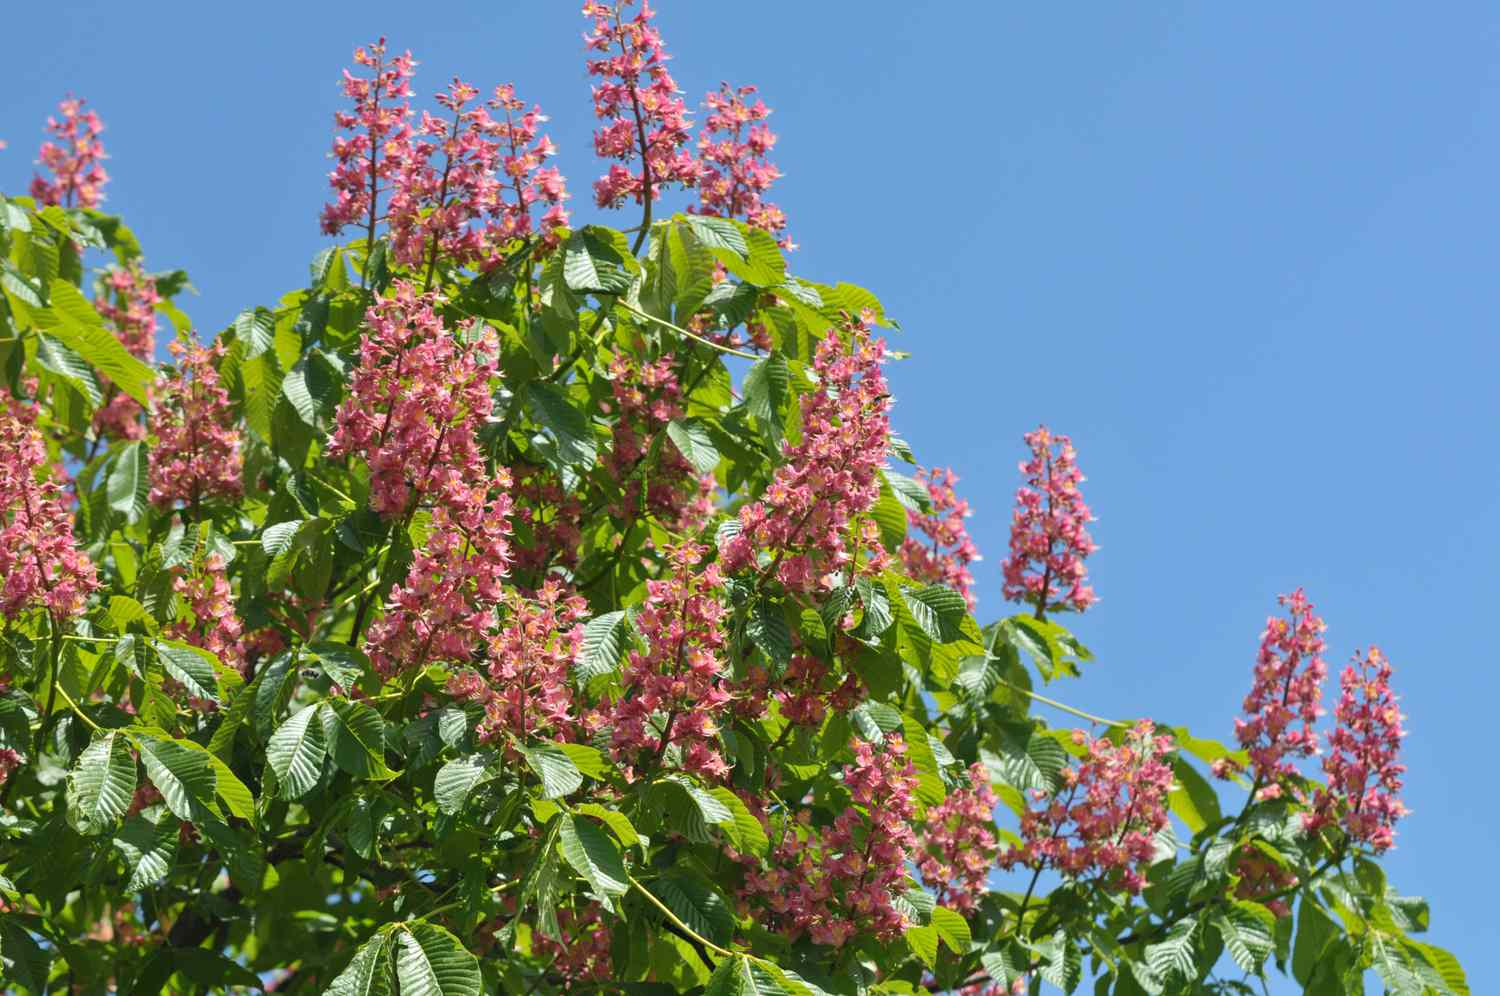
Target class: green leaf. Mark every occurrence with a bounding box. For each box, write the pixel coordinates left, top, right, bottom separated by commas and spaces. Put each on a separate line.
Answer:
0, 919, 52, 994
576, 802, 639, 847
525, 743, 583, 799
563, 226, 635, 294
392, 921, 481, 996
37, 279, 153, 404
647, 872, 734, 946
1145, 919, 1197, 984
900, 585, 967, 643
106, 441, 148, 520
138, 733, 220, 821
666, 418, 720, 475
708, 785, 769, 856
742, 355, 789, 444
559, 813, 630, 897
306, 642, 369, 691
326, 930, 394, 996
984, 722, 1066, 795
173, 948, 266, 990
905, 923, 939, 969
527, 381, 597, 468
267, 702, 329, 799
324, 699, 397, 779
234, 306, 276, 360
154, 639, 222, 705
434, 752, 500, 815
557, 742, 608, 779
34, 333, 102, 405
576, 611, 627, 683
746, 601, 793, 672
1169, 755, 1223, 833
114, 811, 179, 889
66, 731, 136, 834
1216, 901, 1275, 973
1406, 940, 1470, 996
1292, 899, 1337, 985
930, 905, 971, 954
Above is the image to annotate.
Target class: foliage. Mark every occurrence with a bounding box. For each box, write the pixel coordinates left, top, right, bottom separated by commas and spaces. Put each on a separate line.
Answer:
0, 4, 1468, 993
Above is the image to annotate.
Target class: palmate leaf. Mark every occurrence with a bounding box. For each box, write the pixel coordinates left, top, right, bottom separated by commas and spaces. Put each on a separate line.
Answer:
527, 381, 597, 469
154, 639, 222, 705
1145, 919, 1197, 985
704, 956, 799, 996
66, 731, 136, 834
393, 921, 481, 996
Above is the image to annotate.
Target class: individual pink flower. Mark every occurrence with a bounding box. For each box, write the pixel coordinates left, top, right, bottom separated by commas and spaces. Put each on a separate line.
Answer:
741, 735, 919, 946
447, 580, 587, 752
320, 39, 417, 238
1233, 590, 1327, 795
999, 720, 1175, 895
694, 82, 790, 247
609, 543, 733, 782
30, 96, 108, 208
91, 263, 161, 441
0, 387, 99, 619
1305, 647, 1408, 852
583, 1, 699, 210
327, 282, 499, 518
165, 553, 245, 678
720, 313, 892, 594
917, 762, 1000, 913
1000, 427, 1097, 616
147, 340, 244, 509
900, 466, 981, 610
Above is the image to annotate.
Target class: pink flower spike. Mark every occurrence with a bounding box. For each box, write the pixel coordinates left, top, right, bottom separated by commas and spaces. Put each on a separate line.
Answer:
1001, 426, 1098, 616
1232, 589, 1327, 795
147, 340, 244, 510
692, 82, 792, 248
31, 96, 108, 209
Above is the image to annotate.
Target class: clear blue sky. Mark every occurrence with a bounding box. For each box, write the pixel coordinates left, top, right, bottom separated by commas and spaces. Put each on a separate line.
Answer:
5, 2, 1497, 990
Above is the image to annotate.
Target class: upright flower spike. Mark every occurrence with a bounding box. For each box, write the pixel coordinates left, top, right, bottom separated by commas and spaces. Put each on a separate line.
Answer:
1000, 426, 1097, 616
604, 353, 714, 531
165, 553, 245, 678
741, 735, 919, 946
321, 39, 416, 238
487, 84, 571, 248
695, 82, 791, 247
720, 313, 892, 593
900, 466, 981, 610
0, 388, 99, 619
609, 543, 733, 781
1233, 589, 1327, 797
916, 761, 1001, 913
998, 720, 1175, 895
91, 263, 161, 441
583, 1, 699, 210
30, 96, 108, 209
147, 340, 244, 510
1307, 647, 1409, 852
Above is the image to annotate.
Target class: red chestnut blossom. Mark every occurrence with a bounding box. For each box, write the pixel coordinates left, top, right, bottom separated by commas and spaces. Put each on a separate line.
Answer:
1233, 589, 1327, 797
583, 1, 699, 209
530, 905, 613, 986
30, 96, 108, 208
1000, 427, 1097, 616
0, 748, 23, 788
165, 553, 245, 678
694, 82, 790, 246
775, 653, 863, 728
0, 388, 99, 619
91, 263, 161, 441
900, 466, 981, 610
1306, 647, 1408, 852
609, 543, 732, 781
321, 40, 417, 238
487, 84, 571, 247
721, 313, 892, 593
148, 340, 244, 509
1231, 843, 1299, 918
509, 464, 586, 575
999, 720, 1175, 895
916, 761, 1000, 913
604, 353, 714, 530
327, 282, 499, 518
446, 580, 587, 751
741, 735, 919, 946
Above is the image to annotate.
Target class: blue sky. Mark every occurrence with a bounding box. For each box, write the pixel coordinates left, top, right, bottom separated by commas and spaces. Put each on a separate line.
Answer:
5, 2, 1497, 990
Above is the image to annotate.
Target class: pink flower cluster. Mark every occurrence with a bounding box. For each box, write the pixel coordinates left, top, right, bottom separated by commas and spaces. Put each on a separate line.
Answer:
387, 80, 570, 272
721, 314, 892, 593
91, 264, 161, 441
1233, 590, 1327, 797
30, 96, 108, 209
610, 543, 732, 781
776, 653, 864, 728
328, 282, 499, 518
1307, 647, 1408, 852
0, 388, 98, 619
584, 1, 699, 208
604, 353, 713, 530
147, 340, 244, 509
165, 553, 245, 677
329, 283, 515, 676
900, 466, 981, 610
447, 581, 587, 752
916, 762, 1000, 913
1000, 427, 1097, 615
742, 736, 919, 946
0, 748, 22, 787
530, 905, 613, 986
1232, 844, 1299, 918
509, 464, 585, 575
694, 83, 789, 246
999, 721, 1175, 895
320, 39, 416, 237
